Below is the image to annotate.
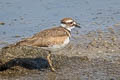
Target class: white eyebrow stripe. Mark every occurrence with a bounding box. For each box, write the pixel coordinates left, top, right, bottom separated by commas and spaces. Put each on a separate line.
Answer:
66, 20, 73, 23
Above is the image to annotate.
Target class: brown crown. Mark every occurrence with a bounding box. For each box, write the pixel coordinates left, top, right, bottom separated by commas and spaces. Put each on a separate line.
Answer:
61, 18, 74, 24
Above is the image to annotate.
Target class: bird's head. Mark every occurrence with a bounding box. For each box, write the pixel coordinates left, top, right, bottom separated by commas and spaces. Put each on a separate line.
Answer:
60, 18, 81, 31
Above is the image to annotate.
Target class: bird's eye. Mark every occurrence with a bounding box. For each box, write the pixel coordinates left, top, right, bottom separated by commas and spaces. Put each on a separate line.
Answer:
69, 22, 73, 24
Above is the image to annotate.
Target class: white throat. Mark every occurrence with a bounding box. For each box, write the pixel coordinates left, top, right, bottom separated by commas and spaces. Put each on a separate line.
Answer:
61, 24, 75, 31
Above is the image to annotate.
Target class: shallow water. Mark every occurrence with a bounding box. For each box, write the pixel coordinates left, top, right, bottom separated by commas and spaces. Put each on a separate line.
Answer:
0, 0, 120, 48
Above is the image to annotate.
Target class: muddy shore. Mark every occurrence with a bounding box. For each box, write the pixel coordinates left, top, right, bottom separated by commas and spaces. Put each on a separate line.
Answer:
0, 26, 120, 80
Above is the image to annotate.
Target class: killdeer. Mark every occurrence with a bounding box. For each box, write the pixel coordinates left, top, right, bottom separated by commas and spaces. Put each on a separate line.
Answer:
14, 18, 81, 71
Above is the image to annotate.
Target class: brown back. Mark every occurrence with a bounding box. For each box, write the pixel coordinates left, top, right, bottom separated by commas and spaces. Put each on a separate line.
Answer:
16, 27, 71, 47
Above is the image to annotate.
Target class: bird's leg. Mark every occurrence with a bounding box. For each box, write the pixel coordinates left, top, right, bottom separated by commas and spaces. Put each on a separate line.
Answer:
47, 52, 56, 72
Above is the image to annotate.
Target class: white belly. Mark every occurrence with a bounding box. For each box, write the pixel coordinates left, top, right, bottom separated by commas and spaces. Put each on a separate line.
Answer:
51, 37, 70, 49
41, 37, 70, 51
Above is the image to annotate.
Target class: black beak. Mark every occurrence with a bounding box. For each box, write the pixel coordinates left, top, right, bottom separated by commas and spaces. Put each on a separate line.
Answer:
75, 23, 81, 28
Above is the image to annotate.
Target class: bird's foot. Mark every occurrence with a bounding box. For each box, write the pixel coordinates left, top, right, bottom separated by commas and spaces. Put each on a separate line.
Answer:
47, 53, 56, 72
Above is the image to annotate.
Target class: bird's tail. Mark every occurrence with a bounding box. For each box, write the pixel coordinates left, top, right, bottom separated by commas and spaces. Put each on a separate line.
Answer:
2, 43, 18, 49
2, 40, 27, 49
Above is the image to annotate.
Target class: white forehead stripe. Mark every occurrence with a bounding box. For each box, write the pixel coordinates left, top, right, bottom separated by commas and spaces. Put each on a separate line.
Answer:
66, 19, 73, 23
73, 22, 76, 24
